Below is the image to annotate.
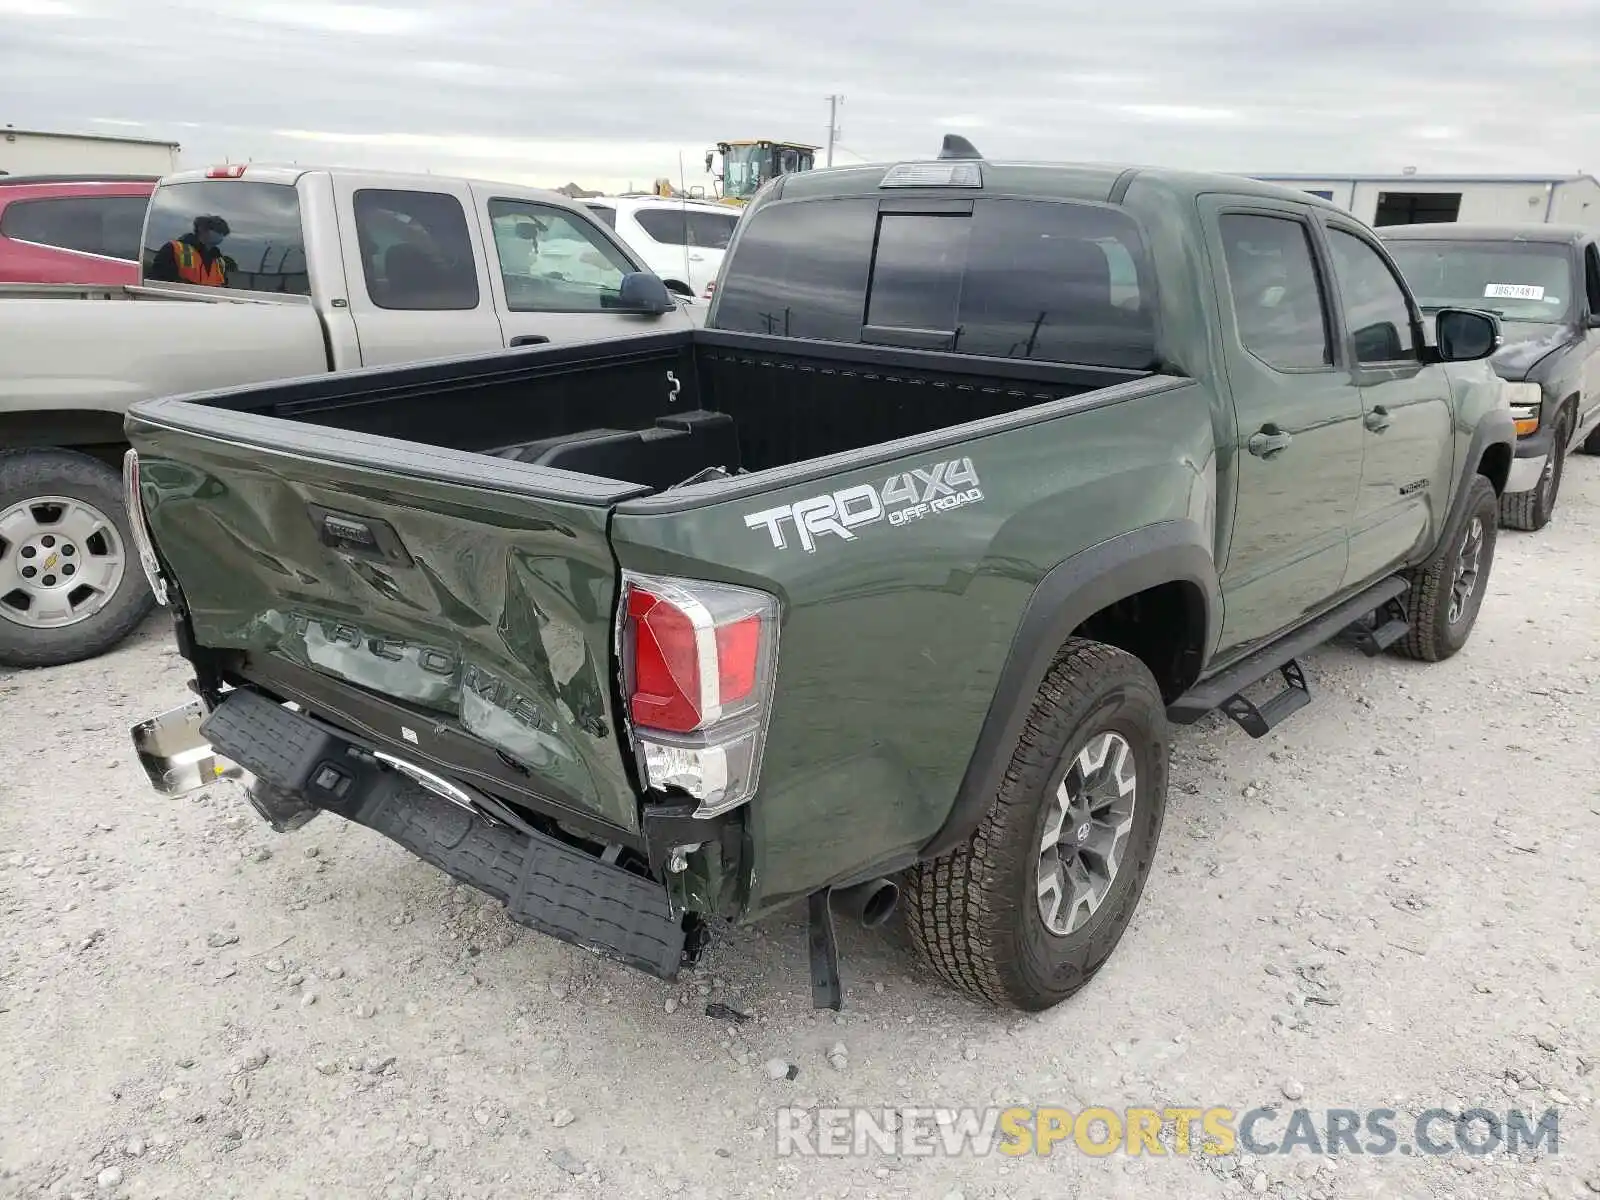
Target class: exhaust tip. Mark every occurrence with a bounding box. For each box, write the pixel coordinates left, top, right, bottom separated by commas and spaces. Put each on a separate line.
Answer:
837, 877, 899, 929
860, 880, 899, 928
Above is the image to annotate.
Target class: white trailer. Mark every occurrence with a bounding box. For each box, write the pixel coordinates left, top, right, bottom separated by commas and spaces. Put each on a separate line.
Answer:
0, 126, 181, 178
1250, 173, 1600, 232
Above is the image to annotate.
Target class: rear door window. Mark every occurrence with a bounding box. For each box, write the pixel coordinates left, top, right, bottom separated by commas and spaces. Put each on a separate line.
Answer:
714, 196, 1157, 367
1218, 213, 1333, 371
352, 188, 481, 311
1, 195, 150, 260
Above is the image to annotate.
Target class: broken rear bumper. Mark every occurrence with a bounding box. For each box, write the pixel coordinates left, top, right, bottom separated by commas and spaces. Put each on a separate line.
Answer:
131, 689, 694, 981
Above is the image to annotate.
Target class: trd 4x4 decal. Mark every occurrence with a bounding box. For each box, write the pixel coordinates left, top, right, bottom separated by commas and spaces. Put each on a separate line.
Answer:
743, 457, 984, 553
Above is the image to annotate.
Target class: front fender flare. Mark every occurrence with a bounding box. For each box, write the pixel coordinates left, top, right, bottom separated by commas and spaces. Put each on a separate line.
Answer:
920, 520, 1219, 860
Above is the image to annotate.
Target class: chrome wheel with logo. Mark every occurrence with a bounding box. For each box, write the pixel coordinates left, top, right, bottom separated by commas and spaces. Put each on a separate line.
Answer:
0, 450, 155, 668
906, 638, 1169, 1011
0, 495, 127, 630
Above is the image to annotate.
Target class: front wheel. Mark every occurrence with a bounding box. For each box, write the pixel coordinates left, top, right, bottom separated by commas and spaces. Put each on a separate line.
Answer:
1500, 409, 1572, 532
905, 639, 1169, 1010
1396, 473, 1499, 663
0, 449, 155, 669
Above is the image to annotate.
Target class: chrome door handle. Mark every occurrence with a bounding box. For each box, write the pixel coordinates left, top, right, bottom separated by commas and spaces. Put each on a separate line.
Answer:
1247, 426, 1293, 458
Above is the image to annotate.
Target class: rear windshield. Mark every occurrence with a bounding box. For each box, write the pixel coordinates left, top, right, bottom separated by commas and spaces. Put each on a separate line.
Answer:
711, 196, 1158, 368
142, 180, 309, 294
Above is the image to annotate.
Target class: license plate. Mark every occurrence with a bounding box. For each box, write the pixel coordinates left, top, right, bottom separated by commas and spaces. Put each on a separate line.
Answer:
129, 699, 243, 797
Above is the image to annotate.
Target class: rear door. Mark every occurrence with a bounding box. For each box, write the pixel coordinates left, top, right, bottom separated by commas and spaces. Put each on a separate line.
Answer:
1319, 219, 1454, 588
330, 174, 504, 365
1201, 198, 1366, 658
469, 187, 689, 348
128, 405, 649, 835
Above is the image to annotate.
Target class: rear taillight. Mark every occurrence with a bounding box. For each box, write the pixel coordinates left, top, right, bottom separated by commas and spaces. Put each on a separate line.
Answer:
701, 281, 715, 300
619, 572, 779, 819
122, 450, 168, 606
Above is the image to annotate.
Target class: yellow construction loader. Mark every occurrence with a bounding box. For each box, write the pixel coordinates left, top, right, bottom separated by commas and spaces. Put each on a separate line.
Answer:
704, 140, 818, 205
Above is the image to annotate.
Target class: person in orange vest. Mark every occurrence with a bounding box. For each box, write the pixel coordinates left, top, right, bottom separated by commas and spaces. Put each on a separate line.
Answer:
148, 214, 231, 286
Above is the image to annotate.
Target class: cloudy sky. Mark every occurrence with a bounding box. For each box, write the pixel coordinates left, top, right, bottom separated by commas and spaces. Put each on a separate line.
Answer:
4, 0, 1599, 194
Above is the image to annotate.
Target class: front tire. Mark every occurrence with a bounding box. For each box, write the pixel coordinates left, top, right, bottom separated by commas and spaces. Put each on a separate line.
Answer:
1396, 473, 1499, 663
905, 639, 1169, 1010
1499, 408, 1571, 532
0, 449, 155, 669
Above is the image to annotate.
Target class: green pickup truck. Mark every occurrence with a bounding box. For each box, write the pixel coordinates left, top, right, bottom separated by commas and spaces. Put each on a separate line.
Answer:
124, 140, 1515, 1011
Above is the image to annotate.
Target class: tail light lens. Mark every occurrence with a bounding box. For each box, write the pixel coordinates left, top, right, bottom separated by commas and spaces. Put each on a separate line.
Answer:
701, 281, 716, 300
619, 571, 779, 819
122, 450, 168, 606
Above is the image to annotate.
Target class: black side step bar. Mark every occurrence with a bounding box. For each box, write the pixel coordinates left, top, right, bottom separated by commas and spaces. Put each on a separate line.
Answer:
1168, 576, 1410, 736
200, 689, 690, 980
1339, 595, 1411, 658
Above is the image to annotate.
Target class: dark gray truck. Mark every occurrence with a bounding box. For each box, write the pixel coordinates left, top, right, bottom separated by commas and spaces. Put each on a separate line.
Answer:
1383, 222, 1600, 531
125, 142, 1514, 1011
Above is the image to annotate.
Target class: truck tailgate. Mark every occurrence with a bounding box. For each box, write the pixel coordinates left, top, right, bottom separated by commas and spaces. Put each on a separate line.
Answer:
126, 404, 652, 835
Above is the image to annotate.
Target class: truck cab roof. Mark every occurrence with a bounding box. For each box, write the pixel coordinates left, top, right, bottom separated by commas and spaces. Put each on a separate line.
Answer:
769, 156, 1348, 213
161, 163, 584, 208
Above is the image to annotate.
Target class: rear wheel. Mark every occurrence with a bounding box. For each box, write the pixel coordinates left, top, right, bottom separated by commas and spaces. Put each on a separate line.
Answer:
1500, 408, 1572, 532
1396, 474, 1499, 663
0, 450, 154, 669
905, 639, 1169, 1010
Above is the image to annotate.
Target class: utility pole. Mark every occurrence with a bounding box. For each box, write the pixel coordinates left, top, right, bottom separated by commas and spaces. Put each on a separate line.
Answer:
825, 94, 843, 167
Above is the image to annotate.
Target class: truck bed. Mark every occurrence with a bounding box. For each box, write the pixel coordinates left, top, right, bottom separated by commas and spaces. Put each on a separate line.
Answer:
159, 328, 1159, 491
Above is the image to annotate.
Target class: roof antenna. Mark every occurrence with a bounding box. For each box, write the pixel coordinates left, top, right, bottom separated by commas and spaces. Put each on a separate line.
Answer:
938, 134, 983, 161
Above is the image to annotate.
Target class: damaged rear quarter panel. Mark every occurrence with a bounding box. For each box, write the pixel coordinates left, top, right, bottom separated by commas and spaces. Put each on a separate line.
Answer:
612, 381, 1215, 918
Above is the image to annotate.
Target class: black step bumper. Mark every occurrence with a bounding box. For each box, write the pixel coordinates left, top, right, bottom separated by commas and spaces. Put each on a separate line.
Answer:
199, 688, 690, 980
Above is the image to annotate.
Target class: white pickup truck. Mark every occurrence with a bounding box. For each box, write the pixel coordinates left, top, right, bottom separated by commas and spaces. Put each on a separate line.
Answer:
0, 164, 698, 668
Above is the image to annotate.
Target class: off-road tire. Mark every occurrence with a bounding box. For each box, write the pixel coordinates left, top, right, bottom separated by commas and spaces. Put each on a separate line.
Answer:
904, 639, 1168, 1010
1499, 408, 1571, 532
0, 449, 155, 669
1396, 473, 1499, 663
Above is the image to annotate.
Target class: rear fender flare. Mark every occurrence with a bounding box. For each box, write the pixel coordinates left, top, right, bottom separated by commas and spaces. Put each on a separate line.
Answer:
920, 520, 1219, 860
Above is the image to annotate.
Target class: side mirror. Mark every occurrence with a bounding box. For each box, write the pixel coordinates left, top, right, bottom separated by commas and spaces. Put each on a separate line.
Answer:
610, 271, 676, 315
1434, 308, 1502, 362
704, 152, 714, 173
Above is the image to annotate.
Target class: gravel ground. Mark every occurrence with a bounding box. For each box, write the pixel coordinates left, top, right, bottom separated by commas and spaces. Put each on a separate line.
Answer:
2, 460, 1598, 1200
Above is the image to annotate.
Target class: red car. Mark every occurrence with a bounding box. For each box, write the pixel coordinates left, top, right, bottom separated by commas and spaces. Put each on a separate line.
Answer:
0, 174, 158, 286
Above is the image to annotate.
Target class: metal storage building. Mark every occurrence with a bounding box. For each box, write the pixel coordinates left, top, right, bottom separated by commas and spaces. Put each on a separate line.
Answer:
1, 126, 181, 178
1249, 172, 1600, 231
